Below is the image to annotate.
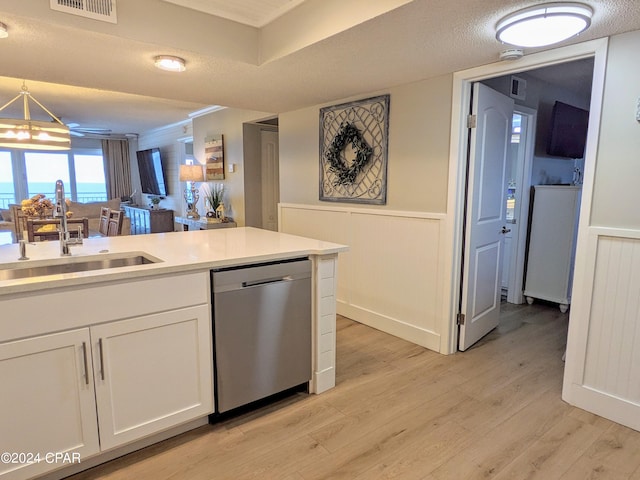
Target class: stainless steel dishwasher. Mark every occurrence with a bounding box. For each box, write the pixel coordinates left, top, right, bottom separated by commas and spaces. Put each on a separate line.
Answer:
211, 258, 312, 413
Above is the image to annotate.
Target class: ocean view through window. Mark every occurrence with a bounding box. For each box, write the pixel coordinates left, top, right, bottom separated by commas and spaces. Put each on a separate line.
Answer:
0, 149, 107, 208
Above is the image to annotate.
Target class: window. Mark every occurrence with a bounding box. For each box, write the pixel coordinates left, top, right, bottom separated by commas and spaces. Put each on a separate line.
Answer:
73, 154, 107, 202
0, 148, 107, 206
0, 151, 14, 208
25, 152, 71, 199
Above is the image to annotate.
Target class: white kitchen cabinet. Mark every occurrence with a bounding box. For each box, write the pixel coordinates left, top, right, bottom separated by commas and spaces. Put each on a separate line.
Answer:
524, 185, 581, 312
92, 305, 213, 450
0, 306, 212, 480
0, 329, 99, 480
0, 270, 213, 480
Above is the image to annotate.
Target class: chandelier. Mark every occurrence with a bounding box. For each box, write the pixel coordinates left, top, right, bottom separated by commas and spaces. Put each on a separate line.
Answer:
0, 82, 71, 150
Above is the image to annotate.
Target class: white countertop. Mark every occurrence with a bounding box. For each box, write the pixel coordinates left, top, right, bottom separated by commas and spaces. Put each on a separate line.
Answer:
0, 227, 348, 297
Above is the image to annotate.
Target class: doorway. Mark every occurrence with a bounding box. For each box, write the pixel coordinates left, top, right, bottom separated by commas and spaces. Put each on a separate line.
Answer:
502, 107, 536, 305
459, 60, 593, 350
242, 118, 279, 230
485, 59, 592, 308
444, 39, 608, 354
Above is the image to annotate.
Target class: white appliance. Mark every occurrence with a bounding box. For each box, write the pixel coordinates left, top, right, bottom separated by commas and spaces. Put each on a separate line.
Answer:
524, 185, 581, 312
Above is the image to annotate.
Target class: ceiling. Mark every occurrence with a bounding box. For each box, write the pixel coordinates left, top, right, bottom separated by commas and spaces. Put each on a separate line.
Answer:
0, 0, 639, 136
162, 0, 307, 27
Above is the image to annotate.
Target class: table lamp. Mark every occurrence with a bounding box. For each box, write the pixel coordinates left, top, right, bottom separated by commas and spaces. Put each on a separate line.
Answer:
179, 164, 204, 219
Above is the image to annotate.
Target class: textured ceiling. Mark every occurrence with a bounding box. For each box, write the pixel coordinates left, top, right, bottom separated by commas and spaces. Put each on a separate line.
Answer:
161, 0, 306, 27
0, 0, 639, 136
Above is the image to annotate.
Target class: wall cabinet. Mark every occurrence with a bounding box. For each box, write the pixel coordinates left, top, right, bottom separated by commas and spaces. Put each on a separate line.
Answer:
0, 304, 212, 480
123, 206, 174, 234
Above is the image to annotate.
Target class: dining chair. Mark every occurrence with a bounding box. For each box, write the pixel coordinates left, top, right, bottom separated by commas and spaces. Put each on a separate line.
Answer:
12, 207, 28, 242
98, 207, 110, 236
27, 218, 89, 242
107, 209, 124, 236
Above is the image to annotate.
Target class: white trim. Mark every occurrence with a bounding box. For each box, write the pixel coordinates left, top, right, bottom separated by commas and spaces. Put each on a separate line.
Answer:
188, 105, 226, 119
443, 38, 609, 355
506, 105, 537, 305
278, 202, 446, 220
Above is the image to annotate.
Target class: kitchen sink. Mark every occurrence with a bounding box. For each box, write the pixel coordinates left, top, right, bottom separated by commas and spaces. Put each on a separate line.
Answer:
0, 252, 162, 281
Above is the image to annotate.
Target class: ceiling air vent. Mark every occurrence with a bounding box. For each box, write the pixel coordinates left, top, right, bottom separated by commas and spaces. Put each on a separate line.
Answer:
50, 0, 117, 24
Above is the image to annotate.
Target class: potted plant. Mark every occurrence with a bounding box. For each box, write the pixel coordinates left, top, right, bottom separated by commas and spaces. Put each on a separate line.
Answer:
149, 196, 161, 210
202, 183, 224, 221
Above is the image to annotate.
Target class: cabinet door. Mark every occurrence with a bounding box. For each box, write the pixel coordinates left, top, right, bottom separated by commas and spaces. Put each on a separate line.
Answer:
91, 305, 213, 450
0, 329, 99, 480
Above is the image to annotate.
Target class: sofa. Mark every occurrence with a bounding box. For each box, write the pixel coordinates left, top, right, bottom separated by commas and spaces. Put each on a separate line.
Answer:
0, 198, 130, 242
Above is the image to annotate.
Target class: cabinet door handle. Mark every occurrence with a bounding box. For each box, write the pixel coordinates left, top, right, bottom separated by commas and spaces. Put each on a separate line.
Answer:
98, 338, 105, 381
82, 342, 90, 385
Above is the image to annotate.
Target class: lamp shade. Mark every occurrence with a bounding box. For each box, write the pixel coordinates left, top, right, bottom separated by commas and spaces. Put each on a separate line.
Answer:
0, 82, 71, 151
179, 164, 204, 182
0, 118, 71, 150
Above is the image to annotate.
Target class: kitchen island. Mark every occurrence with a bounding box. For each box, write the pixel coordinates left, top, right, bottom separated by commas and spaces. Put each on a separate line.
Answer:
0, 227, 347, 480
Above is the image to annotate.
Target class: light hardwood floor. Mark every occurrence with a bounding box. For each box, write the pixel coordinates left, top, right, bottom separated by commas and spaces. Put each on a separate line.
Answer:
69, 303, 640, 479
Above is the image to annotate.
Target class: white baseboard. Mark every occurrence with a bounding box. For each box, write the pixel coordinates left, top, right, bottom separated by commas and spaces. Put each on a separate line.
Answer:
338, 301, 441, 352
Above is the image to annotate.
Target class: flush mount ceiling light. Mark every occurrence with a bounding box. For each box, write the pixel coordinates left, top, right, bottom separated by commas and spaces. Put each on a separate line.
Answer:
154, 55, 186, 72
0, 82, 71, 151
0, 22, 8, 38
496, 3, 593, 48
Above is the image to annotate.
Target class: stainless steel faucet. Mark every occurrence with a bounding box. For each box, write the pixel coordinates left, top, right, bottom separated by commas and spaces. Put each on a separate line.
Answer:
54, 179, 83, 256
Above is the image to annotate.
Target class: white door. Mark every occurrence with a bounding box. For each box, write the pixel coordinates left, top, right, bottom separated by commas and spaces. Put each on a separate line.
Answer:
0, 329, 99, 480
458, 83, 514, 351
261, 129, 279, 231
92, 305, 213, 450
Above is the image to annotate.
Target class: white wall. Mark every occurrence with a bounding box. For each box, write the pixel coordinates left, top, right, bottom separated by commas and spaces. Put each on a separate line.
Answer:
483, 67, 592, 186
280, 75, 452, 212
136, 122, 192, 217
563, 30, 640, 432
192, 108, 274, 226
279, 75, 452, 351
590, 31, 640, 229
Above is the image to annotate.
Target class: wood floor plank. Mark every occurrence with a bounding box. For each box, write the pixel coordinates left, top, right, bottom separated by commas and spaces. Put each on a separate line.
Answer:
430, 387, 572, 480
560, 423, 640, 478
491, 416, 603, 479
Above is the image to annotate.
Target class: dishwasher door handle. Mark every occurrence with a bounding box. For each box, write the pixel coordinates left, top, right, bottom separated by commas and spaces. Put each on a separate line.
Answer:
242, 275, 293, 288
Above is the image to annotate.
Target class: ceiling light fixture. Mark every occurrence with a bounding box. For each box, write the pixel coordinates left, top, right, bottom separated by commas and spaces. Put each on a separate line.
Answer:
0, 22, 8, 38
0, 82, 71, 151
496, 3, 593, 48
154, 55, 186, 72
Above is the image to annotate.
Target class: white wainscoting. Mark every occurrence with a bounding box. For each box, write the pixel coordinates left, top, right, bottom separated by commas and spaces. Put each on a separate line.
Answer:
563, 227, 640, 432
279, 203, 447, 352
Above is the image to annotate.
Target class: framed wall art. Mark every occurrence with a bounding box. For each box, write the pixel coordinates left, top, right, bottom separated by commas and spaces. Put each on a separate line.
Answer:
319, 94, 390, 204
205, 134, 224, 180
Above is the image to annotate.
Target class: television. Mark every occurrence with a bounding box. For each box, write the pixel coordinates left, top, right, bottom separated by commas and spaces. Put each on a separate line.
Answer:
546, 101, 589, 159
136, 148, 168, 196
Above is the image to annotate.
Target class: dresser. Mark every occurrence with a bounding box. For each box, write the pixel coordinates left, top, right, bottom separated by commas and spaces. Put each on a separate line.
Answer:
524, 185, 581, 312
123, 206, 174, 235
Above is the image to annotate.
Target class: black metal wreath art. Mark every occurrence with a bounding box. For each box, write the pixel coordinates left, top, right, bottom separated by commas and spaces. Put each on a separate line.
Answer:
325, 122, 373, 186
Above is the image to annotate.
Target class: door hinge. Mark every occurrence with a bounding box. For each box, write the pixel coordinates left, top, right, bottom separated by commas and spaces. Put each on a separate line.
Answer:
467, 114, 477, 129
457, 313, 466, 325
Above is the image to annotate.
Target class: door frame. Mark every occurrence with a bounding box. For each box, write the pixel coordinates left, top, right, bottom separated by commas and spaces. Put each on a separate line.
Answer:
440, 38, 609, 354
506, 105, 536, 305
